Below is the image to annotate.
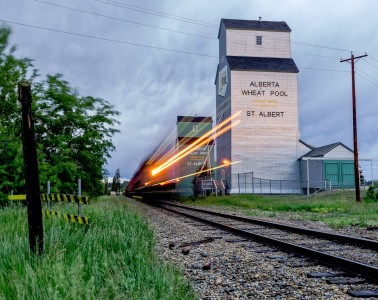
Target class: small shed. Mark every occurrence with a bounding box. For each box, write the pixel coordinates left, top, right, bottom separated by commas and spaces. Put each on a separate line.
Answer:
299, 142, 355, 192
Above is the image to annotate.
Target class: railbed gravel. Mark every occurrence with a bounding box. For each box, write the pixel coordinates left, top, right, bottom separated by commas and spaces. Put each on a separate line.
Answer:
127, 198, 378, 299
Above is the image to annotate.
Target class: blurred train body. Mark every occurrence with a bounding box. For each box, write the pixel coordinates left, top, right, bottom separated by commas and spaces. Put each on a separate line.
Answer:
126, 116, 215, 200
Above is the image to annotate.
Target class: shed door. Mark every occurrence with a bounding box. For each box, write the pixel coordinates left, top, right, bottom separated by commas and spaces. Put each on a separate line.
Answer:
341, 162, 354, 187
325, 162, 340, 187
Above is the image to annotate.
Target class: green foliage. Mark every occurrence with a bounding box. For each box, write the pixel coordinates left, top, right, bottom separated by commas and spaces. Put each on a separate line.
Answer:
0, 25, 120, 199
111, 168, 121, 193
0, 197, 196, 299
0, 26, 35, 201
33, 74, 120, 196
364, 186, 378, 202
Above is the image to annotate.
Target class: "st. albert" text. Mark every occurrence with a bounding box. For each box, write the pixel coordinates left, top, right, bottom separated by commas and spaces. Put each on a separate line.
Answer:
246, 111, 284, 117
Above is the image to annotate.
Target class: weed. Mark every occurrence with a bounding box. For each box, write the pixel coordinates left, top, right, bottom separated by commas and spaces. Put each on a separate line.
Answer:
0, 197, 196, 300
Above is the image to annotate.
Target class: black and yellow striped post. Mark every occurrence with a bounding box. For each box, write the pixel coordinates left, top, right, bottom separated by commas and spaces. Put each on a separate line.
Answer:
43, 210, 89, 225
7, 194, 91, 225
18, 81, 44, 255
40, 193, 90, 204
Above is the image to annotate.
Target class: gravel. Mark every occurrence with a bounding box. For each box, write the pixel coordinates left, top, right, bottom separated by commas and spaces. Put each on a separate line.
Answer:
127, 198, 378, 299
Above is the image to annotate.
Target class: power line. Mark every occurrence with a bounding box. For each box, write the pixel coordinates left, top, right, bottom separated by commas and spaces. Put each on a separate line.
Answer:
1, 19, 371, 77
370, 56, 378, 64
0, 19, 361, 75
91, 0, 365, 54
355, 67, 378, 85
104, 0, 217, 27
356, 72, 378, 86
33, 0, 216, 40
33, 0, 350, 59
291, 40, 352, 52
362, 58, 378, 69
31, 0, 352, 61
0, 19, 218, 58
94, 0, 217, 28
34, 0, 364, 57
292, 51, 340, 59
299, 67, 349, 73
34, 0, 352, 59
226, 26, 361, 54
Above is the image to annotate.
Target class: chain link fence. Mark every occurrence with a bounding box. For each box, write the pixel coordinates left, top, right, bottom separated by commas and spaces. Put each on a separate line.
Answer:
231, 172, 334, 195
230, 171, 374, 195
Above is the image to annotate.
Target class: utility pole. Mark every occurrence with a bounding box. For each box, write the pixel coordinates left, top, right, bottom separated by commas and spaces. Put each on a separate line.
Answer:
18, 81, 44, 255
340, 52, 368, 203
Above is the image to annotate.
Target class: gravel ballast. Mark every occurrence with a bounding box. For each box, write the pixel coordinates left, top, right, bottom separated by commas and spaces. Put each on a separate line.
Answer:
127, 198, 378, 299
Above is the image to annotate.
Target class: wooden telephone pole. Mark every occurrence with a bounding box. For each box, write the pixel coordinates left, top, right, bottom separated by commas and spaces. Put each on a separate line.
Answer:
18, 81, 44, 255
340, 52, 368, 203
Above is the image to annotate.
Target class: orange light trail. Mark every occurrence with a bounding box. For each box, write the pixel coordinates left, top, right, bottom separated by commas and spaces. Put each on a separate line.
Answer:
151, 111, 241, 176
147, 160, 241, 187
150, 120, 239, 179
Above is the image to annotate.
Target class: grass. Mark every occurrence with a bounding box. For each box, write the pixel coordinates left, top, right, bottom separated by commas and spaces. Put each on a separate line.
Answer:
182, 190, 378, 228
0, 196, 196, 300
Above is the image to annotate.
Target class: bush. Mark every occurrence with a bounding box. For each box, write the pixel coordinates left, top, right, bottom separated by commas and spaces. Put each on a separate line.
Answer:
364, 186, 377, 202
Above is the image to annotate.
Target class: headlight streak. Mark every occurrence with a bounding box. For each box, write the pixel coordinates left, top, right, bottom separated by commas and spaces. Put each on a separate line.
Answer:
145, 160, 241, 187
151, 111, 241, 176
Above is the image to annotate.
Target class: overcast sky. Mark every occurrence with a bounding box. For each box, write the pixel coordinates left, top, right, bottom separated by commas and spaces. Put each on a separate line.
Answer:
1, 0, 377, 180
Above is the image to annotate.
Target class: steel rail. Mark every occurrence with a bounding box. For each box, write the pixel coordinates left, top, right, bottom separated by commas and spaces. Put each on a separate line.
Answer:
158, 201, 378, 251
157, 203, 378, 283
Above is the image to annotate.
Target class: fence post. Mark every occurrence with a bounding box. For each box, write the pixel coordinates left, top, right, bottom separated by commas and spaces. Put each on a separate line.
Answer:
251, 172, 254, 194
78, 179, 82, 216
371, 160, 374, 187
47, 181, 51, 209
306, 159, 310, 202
238, 173, 240, 194
10, 190, 14, 207
245, 173, 247, 193
269, 180, 272, 195
18, 81, 43, 255
260, 178, 262, 195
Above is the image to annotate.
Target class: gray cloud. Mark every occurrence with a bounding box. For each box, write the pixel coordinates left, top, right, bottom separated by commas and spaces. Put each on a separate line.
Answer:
1, 0, 377, 179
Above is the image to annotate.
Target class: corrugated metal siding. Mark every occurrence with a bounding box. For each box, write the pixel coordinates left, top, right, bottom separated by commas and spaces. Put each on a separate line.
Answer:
325, 162, 340, 186
341, 162, 354, 187
216, 29, 232, 192
324, 160, 354, 188
219, 23, 227, 59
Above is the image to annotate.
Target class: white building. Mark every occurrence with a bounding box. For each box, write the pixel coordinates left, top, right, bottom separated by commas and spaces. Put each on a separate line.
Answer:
215, 18, 309, 193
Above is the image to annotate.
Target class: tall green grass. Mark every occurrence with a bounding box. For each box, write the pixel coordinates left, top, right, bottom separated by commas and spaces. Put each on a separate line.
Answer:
183, 191, 378, 228
0, 197, 196, 300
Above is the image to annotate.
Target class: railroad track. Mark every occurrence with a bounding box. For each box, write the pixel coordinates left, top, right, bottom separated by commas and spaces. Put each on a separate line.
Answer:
155, 201, 378, 292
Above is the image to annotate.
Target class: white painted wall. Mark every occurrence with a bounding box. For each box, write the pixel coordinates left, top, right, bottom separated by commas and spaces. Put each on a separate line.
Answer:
226, 29, 291, 58
229, 70, 300, 183
324, 145, 354, 159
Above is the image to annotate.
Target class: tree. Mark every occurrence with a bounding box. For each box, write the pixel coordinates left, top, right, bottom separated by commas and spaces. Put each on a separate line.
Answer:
103, 169, 110, 195
359, 169, 365, 186
0, 26, 37, 201
0, 25, 120, 200
112, 169, 121, 194
33, 74, 120, 196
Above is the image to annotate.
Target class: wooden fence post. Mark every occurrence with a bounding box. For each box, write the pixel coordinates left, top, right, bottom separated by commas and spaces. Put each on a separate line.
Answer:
18, 81, 44, 255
